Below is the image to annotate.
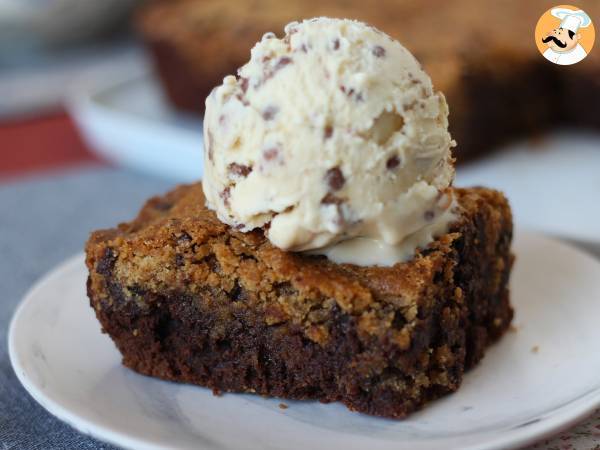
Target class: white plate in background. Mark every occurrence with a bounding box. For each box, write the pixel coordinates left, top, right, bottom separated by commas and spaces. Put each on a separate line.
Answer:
456, 133, 600, 245
9, 231, 600, 450
69, 71, 204, 183
69, 72, 600, 243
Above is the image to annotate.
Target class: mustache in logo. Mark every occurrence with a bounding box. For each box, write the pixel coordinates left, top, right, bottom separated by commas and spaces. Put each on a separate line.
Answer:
542, 35, 567, 48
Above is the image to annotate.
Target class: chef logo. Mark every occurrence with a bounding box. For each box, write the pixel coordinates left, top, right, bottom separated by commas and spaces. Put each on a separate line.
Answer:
535, 5, 594, 65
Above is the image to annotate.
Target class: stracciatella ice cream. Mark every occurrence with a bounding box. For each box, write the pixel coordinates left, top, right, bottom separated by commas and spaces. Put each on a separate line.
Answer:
202, 17, 457, 266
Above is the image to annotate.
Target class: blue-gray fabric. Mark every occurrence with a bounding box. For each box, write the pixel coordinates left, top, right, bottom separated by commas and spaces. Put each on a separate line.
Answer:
0, 168, 172, 449
1, 167, 599, 449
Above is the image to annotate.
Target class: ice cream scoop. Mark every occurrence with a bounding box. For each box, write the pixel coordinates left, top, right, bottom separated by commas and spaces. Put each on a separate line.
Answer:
202, 17, 456, 265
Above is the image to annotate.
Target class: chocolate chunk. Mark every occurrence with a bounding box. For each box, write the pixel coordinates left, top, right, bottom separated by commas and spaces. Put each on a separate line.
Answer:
325, 167, 345, 191
220, 187, 231, 207
235, 94, 250, 106
333, 39, 340, 50
260, 57, 294, 86
372, 46, 386, 57
175, 254, 185, 267
206, 130, 214, 161
97, 247, 117, 276
177, 232, 192, 243
340, 86, 355, 97
321, 193, 343, 205
275, 56, 293, 70
386, 155, 401, 170
263, 147, 279, 161
424, 210, 435, 221
240, 77, 249, 93
262, 106, 279, 121
228, 163, 252, 177
324, 125, 333, 139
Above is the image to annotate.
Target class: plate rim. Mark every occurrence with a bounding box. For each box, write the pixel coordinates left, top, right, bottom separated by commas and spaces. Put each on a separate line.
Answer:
8, 232, 600, 450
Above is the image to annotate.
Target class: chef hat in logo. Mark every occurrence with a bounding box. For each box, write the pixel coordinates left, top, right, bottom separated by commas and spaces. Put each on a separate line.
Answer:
551, 8, 592, 33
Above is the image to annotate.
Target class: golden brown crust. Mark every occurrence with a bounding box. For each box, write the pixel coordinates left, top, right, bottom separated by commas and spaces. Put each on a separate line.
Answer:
86, 184, 508, 321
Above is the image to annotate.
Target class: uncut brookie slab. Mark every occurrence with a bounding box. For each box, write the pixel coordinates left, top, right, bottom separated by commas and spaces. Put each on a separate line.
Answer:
85, 183, 513, 419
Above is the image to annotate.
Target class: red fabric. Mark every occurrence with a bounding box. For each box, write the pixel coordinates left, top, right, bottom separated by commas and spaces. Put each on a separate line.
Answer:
0, 112, 104, 179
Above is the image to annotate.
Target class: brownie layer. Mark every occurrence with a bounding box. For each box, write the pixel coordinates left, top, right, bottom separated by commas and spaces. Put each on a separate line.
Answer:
86, 184, 513, 418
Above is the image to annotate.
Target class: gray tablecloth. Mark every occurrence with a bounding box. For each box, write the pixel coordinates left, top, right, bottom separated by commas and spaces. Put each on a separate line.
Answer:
1, 168, 599, 449
1, 168, 171, 449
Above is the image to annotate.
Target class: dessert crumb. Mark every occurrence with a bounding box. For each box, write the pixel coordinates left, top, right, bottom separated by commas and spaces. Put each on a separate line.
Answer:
279, 403, 288, 410
531, 345, 540, 353
509, 325, 519, 333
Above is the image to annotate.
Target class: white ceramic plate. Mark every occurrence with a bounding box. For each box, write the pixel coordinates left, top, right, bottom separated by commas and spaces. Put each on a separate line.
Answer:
8, 230, 600, 450
455, 132, 600, 245
68, 71, 204, 183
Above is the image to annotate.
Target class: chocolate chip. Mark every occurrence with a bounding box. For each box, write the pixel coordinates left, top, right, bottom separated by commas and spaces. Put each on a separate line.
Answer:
235, 94, 249, 106
424, 210, 435, 221
333, 39, 340, 50
220, 187, 231, 207
206, 130, 214, 161
372, 46, 386, 57
386, 155, 401, 170
228, 163, 252, 177
325, 167, 345, 191
340, 86, 355, 97
275, 56, 292, 70
175, 254, 185, 267
177, 232, 192, 243
262, 106, 279, 120
321, 193, 343, 205
240, 77, 249, 93
260, 57, 294, 86
324, 125, 333, 139
96, 247, 117, 275
263, 147, 279, 161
